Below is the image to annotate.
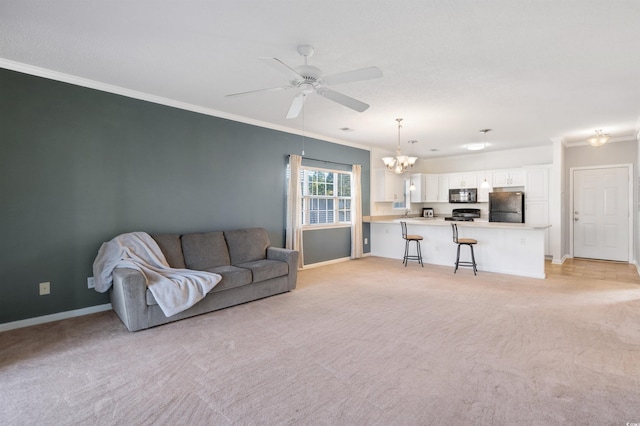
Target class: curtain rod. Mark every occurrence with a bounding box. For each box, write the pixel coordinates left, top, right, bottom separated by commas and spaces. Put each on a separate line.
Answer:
289, 154, 356, 168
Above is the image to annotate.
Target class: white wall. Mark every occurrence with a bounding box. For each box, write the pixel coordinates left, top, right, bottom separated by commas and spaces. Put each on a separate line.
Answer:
564, 139, 638, 264
637, 130, 640, 268
413, 145, 553, 174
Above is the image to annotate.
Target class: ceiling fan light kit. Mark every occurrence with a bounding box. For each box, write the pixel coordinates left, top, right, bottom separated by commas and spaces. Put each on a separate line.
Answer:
226, 45, 382, 119
587, 129, 610, 147
382, 118, 418, 174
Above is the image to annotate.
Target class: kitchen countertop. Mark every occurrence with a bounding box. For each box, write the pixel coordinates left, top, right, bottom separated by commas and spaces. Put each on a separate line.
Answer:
365, 216, 551, 230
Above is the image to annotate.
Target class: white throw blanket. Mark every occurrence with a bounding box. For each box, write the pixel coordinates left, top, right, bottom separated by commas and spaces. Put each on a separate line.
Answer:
93, 232, 222, 317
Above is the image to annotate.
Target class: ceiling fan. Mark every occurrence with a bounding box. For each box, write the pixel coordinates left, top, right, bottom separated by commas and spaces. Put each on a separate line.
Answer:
225, 45, 383, 119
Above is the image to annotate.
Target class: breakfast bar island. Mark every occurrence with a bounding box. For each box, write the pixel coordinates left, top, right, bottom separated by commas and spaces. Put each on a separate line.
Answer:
369, 218, 551, 279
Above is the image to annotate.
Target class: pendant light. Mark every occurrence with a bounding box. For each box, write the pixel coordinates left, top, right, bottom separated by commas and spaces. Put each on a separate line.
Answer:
479, 129, 491, 189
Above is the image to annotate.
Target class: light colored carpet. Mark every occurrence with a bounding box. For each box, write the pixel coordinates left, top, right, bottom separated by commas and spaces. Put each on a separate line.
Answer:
2, 257, 640, 425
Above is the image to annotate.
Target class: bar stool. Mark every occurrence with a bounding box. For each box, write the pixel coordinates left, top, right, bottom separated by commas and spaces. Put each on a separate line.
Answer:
451, 223, 477, 275
400, 221, 423, 267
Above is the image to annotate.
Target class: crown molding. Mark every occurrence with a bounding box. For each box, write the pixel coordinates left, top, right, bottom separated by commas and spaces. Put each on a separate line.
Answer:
563, 135, 636, 148
0, 58, 371, 152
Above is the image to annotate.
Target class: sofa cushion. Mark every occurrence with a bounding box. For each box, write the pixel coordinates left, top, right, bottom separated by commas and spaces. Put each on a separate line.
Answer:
146, 265, 252, 305
236, 259, 289, 283
150, 233, 186, 269
204, 265, 253, 292
224, 228, 270, 265
181, 231, 230, 270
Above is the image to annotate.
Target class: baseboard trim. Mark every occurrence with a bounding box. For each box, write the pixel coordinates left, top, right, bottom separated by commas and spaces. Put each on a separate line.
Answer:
552, 254, 570, 265
0, 304, 113, 333
302, 256, 352, 270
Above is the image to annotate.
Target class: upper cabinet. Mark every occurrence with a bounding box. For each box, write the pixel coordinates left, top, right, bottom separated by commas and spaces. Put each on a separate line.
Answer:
448, 173, 477, 189
374, 168, 406, 202
524, 166, 550, 201
492, 168, 525, 187
410, 173, 449, 202
385, 167, 542, 205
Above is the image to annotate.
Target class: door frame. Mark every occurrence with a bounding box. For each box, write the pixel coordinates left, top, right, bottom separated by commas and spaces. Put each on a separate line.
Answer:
569, 164, 633, 262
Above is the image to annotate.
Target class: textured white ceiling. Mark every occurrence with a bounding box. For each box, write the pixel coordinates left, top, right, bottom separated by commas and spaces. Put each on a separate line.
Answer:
2, 0, 639, 158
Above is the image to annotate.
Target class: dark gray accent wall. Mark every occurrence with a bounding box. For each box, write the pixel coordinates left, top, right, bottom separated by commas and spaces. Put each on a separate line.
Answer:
0, 68, 370, 324
303, 227, 352, 264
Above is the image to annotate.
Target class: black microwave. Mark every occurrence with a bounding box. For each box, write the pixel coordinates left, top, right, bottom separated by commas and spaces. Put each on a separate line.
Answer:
449, 188, 478, 203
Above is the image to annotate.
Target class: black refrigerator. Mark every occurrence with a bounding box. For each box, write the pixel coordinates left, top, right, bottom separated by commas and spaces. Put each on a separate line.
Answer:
489, 192, 525, 223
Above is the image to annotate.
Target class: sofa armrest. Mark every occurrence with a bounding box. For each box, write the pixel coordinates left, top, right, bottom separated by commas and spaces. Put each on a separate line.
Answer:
111, 268, 148, 331
267, 247, 299, 290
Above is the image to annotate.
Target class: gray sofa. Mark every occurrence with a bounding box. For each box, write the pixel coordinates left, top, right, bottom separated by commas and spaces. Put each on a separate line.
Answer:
110, 227, 298, 331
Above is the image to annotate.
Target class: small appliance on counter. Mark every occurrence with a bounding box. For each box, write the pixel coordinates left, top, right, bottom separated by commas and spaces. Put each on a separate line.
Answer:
422, 207, 434, 218
444, 208, 481, 222
449, 188, 478, 203
489, 192, 525, 223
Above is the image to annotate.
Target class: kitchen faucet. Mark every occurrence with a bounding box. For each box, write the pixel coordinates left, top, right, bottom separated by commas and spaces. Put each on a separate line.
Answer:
404, 209, 410, 217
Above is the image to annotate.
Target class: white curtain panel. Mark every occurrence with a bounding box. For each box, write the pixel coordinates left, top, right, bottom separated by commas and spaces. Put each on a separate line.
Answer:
351, 164, 363, 259
286, 154, 304, 268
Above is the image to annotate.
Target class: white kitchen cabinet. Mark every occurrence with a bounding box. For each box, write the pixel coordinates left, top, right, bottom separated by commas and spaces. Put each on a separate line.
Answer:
409, 173, 424, 202
425, 174, 443, 202
448, 173, 477, 189
437, 174, 449, 202
492, 168, 525, 187
476, 171, 492, 202
409, 173, 448, 202
525, 166, 550, 201
374, 168, 405, 202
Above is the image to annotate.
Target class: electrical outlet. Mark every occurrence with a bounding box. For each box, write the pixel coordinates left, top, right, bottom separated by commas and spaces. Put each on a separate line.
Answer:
87, 277, 95, 289
364, 238, 368, 245
39, 282, 50, 295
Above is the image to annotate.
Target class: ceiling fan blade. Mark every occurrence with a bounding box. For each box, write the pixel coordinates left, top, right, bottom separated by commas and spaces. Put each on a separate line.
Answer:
260, 57, 304, 81
225, 85, 290, 98
316, 88, 369, 113
322, 66, 383, 86
286, 93, 306, 119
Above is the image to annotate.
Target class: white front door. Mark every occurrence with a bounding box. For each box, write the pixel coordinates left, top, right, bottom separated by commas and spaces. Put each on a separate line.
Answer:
573, 167, 629, 261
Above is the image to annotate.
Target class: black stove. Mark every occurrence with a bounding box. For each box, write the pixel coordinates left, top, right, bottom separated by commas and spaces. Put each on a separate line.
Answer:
444, 208, 481, 222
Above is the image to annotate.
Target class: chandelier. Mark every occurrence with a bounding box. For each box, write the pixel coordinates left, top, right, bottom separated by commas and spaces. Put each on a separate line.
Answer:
382, 118, 417, 174
587, 129, 610, 147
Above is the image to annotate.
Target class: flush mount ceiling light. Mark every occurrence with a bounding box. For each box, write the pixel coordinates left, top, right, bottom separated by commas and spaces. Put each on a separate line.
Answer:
382, 118, 418, 174
467, 128, 492, 151
466, 143, 486, 151
587, 129, 610, 147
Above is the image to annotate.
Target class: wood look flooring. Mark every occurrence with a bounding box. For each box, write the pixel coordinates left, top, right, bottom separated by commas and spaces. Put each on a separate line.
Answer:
546, 257, 640, 284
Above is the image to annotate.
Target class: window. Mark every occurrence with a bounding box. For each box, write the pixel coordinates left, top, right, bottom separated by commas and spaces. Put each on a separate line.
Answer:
299, 167, 352, 227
